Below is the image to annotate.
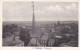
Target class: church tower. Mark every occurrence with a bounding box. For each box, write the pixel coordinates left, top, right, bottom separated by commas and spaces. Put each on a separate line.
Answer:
28, 2, 40, 46
32, 2, 35, 35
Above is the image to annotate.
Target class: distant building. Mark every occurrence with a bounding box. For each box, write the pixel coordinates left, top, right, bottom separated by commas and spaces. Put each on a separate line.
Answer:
58, 21, 60, 25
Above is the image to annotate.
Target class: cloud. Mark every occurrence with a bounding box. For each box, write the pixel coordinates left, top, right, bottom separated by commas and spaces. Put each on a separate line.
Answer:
3, 2, 78, 21
37, 3, 78, 15
35, 10, 46, 14
35, 5, 65, 16
33, 3, 78, 17
65, 3, 78, 10
35, 3, 78, 21
43, 5, 64, 12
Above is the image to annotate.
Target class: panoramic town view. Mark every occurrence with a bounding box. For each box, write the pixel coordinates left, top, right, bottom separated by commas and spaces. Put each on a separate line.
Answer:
2, 2, 78, 47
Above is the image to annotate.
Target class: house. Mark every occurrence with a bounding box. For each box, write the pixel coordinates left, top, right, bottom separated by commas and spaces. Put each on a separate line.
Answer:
40, 34, 49, 46
48, 38, 55, 46
28, 37, 40, 46
3, 36, 24, 46
28, 34, 40, 46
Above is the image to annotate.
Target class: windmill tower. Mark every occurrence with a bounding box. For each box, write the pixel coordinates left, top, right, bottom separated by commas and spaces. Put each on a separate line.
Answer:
28, 2, 40, 46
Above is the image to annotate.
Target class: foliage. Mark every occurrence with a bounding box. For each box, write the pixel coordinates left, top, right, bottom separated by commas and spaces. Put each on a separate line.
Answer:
3, 24, 18, 38
19, 28, 30, 46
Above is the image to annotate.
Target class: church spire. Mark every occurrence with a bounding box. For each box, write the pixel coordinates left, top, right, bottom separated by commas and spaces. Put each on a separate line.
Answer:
32, 2, 35, 35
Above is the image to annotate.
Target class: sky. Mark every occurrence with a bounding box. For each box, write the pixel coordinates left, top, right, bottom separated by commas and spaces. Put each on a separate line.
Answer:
3, 2, 78, 21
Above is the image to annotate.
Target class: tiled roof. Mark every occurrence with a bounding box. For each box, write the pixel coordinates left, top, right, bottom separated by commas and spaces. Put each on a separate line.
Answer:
41, 35, 49, 40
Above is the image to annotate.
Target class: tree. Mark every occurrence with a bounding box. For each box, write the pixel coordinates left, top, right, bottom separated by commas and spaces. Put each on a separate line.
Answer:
10, 24, 18, 41
19, 28, 30, 46
3, 24, 12, 38
60, 25, 71, 34
3, 24, 18, 41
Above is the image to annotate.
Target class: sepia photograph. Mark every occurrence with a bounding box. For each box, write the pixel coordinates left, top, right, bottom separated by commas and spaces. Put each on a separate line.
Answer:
2, 1, 78, 47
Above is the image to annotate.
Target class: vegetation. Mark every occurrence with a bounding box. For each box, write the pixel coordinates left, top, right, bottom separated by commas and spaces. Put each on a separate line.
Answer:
3, 21, 78, 46
19, 27, 30, 46
3, 24, 18, 39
